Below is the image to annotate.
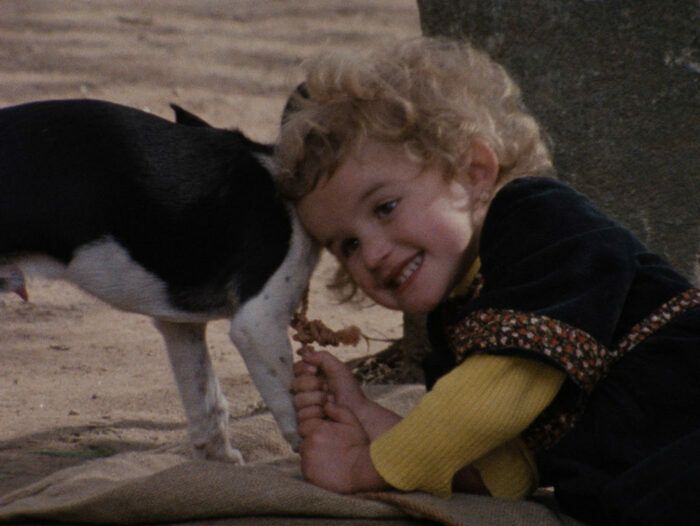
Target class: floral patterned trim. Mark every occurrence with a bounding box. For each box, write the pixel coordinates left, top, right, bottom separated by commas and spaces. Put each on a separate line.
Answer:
445, 287, 700, 452
616, 287, 700, 354
446, 309, 607, 393
521, 403, 582, 452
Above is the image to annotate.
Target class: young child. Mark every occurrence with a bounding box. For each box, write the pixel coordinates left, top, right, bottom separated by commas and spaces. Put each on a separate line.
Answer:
275, 38, 700, 525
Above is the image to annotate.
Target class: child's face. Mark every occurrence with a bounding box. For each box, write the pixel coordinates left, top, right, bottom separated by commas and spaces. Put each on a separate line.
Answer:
297, 139, 495, 314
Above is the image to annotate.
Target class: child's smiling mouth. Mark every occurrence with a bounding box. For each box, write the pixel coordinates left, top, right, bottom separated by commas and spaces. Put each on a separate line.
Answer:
388, 253, 424, 290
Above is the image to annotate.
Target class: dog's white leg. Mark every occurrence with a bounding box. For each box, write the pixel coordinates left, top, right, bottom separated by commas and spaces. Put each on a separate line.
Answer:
230, 208, 319, 450
154, 319, 242, 463
230, 307, 299, 450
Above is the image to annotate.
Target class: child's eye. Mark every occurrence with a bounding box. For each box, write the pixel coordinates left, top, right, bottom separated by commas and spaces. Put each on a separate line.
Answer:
375, 199, 398, 218
340, 238, 359, 258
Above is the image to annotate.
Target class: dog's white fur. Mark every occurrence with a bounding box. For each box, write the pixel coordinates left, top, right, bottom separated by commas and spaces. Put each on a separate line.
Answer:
1, 98, 321, 463
10, 207, 317, 463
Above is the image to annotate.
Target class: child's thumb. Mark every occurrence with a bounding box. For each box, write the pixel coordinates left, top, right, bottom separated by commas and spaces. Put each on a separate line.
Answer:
324, 401, 360, 426
305, 350, 347, 379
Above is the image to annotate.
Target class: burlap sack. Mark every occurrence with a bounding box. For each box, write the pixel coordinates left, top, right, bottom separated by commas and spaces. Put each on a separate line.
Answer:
0, 386, 584, 526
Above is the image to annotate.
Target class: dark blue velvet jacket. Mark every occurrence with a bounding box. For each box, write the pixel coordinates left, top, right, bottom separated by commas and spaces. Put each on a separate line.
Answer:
424, 177, 700, 525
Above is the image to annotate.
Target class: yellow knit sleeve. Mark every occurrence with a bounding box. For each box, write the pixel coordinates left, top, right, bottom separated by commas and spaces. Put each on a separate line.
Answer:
473, 438, 539, 499
369, 354, 566, 498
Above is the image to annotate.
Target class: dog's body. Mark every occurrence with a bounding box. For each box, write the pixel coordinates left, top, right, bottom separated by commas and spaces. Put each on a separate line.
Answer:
0, 99, 319, 461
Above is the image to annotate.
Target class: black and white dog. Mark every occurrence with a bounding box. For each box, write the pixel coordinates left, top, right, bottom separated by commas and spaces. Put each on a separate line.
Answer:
0, 99, 319, 462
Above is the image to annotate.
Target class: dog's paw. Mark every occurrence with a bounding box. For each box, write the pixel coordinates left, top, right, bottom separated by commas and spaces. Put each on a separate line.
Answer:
217, 445, 245, 465
192, 437, 245, 464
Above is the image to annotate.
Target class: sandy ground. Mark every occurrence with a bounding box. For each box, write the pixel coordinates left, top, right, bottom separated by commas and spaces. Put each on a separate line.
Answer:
0, 0, 419, 495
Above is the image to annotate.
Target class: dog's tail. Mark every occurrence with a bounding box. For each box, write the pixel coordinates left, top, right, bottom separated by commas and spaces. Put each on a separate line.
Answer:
0, 264, 28, 301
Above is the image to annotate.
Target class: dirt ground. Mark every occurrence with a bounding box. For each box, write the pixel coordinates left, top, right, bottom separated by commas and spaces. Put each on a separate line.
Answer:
0, 0, 419, 496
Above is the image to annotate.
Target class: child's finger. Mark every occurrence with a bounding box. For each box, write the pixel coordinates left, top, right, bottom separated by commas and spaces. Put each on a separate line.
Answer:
292, 374, 325, 394
297, 405, 324, 422
293, 390, 327, 410
293, 360, 318, 377
301, 349, 333, 366
324, 401, 362, 427
298, 417, 324, 438
302, 350, 348, 380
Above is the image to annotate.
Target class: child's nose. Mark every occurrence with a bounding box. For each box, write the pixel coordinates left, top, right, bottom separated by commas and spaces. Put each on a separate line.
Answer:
361, 235, 391, 270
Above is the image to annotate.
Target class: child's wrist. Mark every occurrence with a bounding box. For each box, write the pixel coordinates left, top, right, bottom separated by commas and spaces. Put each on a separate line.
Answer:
353, 399, 401, 441
351, 444, 388, 492
353, 399, 381, 434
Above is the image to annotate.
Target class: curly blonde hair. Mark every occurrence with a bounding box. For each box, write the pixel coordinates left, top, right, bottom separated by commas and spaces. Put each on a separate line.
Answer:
275, 37, 553, 201
275, 37, 553, 300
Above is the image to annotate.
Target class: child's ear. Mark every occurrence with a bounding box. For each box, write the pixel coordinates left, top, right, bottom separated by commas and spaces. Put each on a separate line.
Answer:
466, 140, 499, 192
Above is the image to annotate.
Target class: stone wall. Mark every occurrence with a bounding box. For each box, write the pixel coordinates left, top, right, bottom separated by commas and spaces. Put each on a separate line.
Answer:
417, 0, 700, 280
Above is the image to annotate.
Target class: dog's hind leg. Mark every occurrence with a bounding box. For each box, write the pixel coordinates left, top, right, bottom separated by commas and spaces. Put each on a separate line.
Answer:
153, 319, 243, 463
229, 210, 319, 451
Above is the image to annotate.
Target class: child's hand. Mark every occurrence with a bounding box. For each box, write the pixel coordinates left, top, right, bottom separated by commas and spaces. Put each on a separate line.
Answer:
295, 349, 403, 440
292, 355, 328, 428
299, 401, 387, 494
297, 350, 367, 414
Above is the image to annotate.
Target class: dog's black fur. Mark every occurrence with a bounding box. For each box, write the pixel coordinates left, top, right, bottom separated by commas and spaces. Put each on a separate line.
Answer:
1, 100, 291, 309
0, 99, 318, 461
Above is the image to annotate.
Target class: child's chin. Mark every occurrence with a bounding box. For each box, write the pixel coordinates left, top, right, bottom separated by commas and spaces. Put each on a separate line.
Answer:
383, 286, 442, 314
401, 298, 440, 315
